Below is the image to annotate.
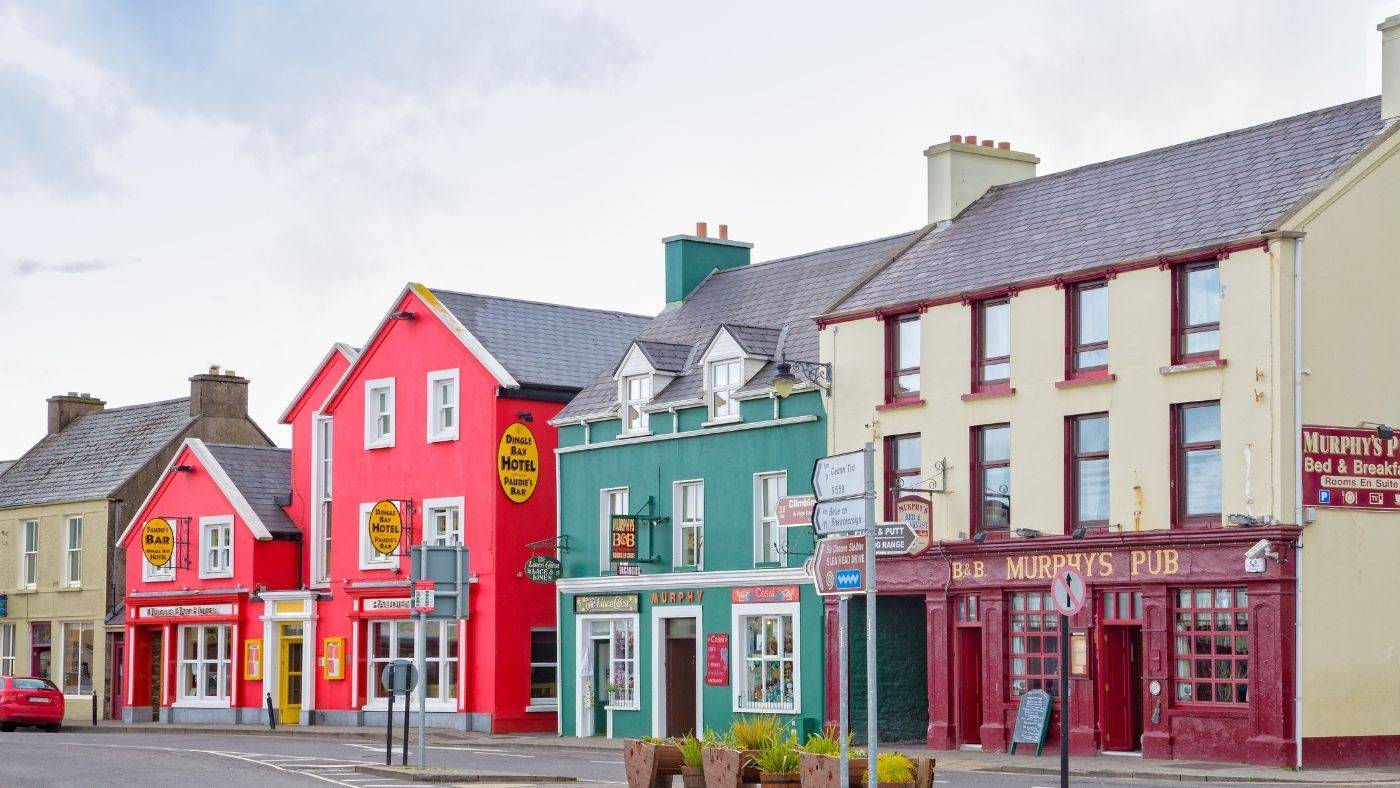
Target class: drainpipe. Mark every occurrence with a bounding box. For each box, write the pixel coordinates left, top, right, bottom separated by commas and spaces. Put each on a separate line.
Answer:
1292, 235, 1305, 770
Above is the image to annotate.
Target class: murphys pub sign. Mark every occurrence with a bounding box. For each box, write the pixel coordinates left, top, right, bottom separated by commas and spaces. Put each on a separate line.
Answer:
1302, 425, 1400, 510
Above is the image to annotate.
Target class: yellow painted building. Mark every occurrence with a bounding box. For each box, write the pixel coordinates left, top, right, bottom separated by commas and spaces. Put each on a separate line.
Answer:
814, 15, 1400, 768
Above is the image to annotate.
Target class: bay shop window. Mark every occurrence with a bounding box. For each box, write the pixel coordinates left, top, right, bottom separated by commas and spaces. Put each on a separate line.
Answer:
736, 609, 798, 712
367, 620, 459, 707
1008, 592, 1059, 700
585, 617, 638, 709
178, 624, 231, 704
1173, 588, 1249, 705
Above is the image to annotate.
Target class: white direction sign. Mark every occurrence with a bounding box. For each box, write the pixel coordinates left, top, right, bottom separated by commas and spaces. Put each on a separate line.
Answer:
812, 450, 867, 502
811, 498, 870, 535
1051, 566, 1087, 616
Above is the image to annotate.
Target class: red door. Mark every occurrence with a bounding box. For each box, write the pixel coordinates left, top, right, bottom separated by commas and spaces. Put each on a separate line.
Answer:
110, 638, 125, 719
956, 628, 983, 745
1098, 626, 1143, 751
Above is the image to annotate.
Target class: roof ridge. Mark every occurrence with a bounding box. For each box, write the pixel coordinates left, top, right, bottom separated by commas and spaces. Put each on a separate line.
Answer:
426, 286, 652, 320
713, 230, 919, 274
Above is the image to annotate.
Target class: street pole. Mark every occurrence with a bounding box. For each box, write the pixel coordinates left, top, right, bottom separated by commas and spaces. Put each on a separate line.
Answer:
1059, 613, 1069, 788
838, 594, 849, 788
863, 442, 878, 788
416, 610, 428, 768
385, 686, 394, 766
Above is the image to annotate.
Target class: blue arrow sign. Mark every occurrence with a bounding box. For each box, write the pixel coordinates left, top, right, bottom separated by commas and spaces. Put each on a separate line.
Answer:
835, 568, 863, 591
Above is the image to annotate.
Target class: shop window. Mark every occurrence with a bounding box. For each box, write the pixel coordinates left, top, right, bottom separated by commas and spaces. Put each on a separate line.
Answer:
1067, 281, 1109, 376
973, 298, 1011, 390
20, 520, 37, 589
1173, 401, 1221, 527
587, 617, 637, 709
529, 629, 558, 708
737, 611, 797, 712
63, 516, 82, 587
426, 369, 459, 443
423, 498, 463, 546
886, 312, 921, 401
884, 433, 921, 519
1173, 588, 1249, 705
200, 517, 233, 578
754, 472, 787, 566
178, 624, 230, 703
622, 374, 651, 434
1068, 414, 1109, 530
600, 488, 629, 573
367, 620, 457, 707
364, 377, 396, 449
0, 624, 15, 676
708, 359, 743, 421
674, 481, 704, 569
1008, 592, 1059, 699
973, 424, 1011, 535
314, 414, 334, 585
1100, 590, 1143, 624
1173, 261, 1221, 362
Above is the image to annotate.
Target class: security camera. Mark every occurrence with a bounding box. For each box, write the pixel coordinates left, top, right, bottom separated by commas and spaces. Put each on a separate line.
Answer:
1244, 539, 1278, 561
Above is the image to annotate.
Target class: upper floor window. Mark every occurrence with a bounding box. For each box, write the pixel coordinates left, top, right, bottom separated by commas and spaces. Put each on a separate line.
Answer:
973, 424, 1011, 535
63, 516, 82, 587
622, 374, 651, 433
675, 480, 704, 569
1068, 413, 1109, 530
754, 472, 787, 566
426, 369, 459, 443
313, 414, 334, 585
1174, 262, 1220, 362
200, 517, 233, 578
424, 498, 463, 546
709, 360, 742, 421
1068, 281, 1109, 376
600, 487, 629, 573
359, 502, 397, 569
364, 377, 396, 449
19, 520, 37, 589
974, 298, 1011, 389
884, 433, 921, 518
1174, 401, 1221, 527
886, 313, 921, 401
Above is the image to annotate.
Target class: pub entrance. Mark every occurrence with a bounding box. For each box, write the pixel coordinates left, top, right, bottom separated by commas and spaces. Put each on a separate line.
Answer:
1097, 591, 1144, 753
954, 595, 983, 747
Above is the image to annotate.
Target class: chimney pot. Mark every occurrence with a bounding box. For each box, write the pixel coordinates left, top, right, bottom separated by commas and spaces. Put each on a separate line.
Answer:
718, 224, 729, 240
949, 134, 963, 143
998, 141, 1011, 150
696, 221, 708, 238
981, 139, 995, 147
964, 135, 978, 145
208, 365, 220, 375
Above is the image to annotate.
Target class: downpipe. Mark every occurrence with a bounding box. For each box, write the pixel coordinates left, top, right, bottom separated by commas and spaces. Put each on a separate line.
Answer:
1292, 235, 1305, 770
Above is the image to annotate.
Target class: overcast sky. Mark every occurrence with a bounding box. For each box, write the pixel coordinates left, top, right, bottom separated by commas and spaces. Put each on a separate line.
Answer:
0, 0, 1393, 458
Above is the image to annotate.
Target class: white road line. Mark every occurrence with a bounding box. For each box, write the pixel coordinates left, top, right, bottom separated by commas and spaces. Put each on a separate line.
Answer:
588, 759, 622, 764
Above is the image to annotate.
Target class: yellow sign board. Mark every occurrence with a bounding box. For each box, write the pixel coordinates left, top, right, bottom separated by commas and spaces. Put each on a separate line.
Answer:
498, 423, 539, 503
142, 518, 175, 567
367, 500, 403, 556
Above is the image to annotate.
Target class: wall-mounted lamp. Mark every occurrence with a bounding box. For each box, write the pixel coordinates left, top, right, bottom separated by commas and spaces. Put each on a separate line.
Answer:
389, 311, 417, 320
517, 412, 534, 423
772, 358, 833, 398
171, 465, 193, 473
1071, 526, 1088, 540
971, 531, 988, 544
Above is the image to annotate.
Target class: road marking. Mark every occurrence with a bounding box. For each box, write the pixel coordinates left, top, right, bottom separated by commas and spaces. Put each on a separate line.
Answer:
588, 759, 622, 764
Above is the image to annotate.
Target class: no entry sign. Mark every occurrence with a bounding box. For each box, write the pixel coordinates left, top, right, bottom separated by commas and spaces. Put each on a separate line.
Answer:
1050, 566, 1086, 616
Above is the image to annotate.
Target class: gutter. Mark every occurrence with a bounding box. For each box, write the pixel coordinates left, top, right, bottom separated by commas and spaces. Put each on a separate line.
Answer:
1292, 234, 1306, 770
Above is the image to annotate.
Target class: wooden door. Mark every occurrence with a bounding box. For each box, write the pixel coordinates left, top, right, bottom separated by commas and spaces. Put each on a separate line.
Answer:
592, 641, 609, 736
665, 633, 698, 736
1098, 626, 1142, 751
110, 638, 125, 719
956, 628, 983, 745
149, 631, 162, 721
279, 632, 303, 725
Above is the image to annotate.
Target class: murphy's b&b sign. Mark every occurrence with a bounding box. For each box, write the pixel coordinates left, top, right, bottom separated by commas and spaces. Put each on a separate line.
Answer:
1302, 424, 1400, 511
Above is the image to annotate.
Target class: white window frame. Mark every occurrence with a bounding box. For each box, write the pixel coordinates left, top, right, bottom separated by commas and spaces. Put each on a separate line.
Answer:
673, 480, 704, 570
365, 619, 458, 710
312, 413, 334, 586
599, 487, 629, 573
528, 627, 559, 710
732, 602, 801, 714
707, 359, 743, 422
175, 624, 231, 707
62, 516, 83, 587
19, 519, 37, 589
426, 369, 460, 443
57, 620, 95, 697
754, 472, 787, 566
199, 516, 234, 579
143, 545, 176, 582
364, 377, 396, 449
422, 496, 464, 546
0, 624, 14, 676
620, 374, 652, 435
580, 614, 640, 711
359, 502, 397, 570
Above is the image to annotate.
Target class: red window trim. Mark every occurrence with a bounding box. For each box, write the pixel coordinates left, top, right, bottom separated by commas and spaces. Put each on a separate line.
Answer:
972, 298, 1010, 392
971, 423, 1010, 537
1171, 400, 1221, 529
885, 312, 921, 404
1171, 587, 1250, 707
1065, 412, 1109, 533
1007, 591, 1061, 702
884, 433, 921, 519
1171, 261, 1221, 365
1066, 280, 1109, 379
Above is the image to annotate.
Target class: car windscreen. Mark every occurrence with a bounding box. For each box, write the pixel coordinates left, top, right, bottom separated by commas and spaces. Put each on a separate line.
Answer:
11, 679, 57, 691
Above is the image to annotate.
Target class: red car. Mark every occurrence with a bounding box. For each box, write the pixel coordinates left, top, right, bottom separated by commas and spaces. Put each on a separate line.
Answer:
0, 676, 64, 731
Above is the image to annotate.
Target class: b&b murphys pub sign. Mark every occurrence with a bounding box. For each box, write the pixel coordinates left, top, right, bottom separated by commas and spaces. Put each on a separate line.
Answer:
1302, 425, 1400, 511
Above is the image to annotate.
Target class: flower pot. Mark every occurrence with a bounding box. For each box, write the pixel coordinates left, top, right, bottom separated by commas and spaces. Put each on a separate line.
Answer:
702, 747, 761, 788
797, 752, 866, 788
624, 739, 685, 788
876, 783, 914, 788
681, 765, 706, 788
760, 772, 801, 788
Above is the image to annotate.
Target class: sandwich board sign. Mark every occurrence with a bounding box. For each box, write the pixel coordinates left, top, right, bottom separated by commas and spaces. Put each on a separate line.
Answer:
1009, 689, 1052, 755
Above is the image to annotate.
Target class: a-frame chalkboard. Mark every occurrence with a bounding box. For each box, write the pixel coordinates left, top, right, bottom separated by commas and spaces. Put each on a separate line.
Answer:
1009, 689, 1052, 755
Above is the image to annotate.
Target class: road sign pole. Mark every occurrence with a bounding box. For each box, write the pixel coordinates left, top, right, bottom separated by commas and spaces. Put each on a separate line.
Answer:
416, 610, 428, 768
862, 442, 878, 788
838, 593, 849, 788
385, 686, 394, 766
1060, 613, 1069, 788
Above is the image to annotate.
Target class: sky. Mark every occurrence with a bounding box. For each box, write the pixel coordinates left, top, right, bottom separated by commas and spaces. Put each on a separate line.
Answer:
0, 0, 1393, 458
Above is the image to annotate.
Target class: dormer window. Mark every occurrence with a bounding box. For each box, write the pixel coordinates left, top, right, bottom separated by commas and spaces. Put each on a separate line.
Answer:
709, 359, 742, 420
622, 374, 651, 433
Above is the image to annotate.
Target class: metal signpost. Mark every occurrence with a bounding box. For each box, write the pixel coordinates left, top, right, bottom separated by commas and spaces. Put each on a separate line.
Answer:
1050, 566, 1087, 788
380, 659, 417, 766
410, 544, 471, 769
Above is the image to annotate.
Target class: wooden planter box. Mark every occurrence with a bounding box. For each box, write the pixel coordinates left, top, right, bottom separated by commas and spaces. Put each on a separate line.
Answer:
702, 747, 761, 788
759, 773, 801, 788
624, 739, 685, 788
681, 765, 706, 788
797, 752, 865, 788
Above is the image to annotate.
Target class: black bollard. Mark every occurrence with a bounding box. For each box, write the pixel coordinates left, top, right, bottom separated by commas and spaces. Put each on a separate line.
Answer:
265, 692, 276, 730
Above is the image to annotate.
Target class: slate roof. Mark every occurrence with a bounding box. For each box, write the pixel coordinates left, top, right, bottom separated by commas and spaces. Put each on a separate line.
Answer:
204, 443, 299, 536
0, 399, 194, 509
632, 340, 691, 374
427, 289, 651, 390
829, 96, 1387, 316
556, 231, 917, 421
718, 324, 784, 358
0, 461, 12, 477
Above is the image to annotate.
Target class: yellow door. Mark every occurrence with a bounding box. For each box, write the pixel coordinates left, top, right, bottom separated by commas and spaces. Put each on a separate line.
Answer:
279, 624, 303, 725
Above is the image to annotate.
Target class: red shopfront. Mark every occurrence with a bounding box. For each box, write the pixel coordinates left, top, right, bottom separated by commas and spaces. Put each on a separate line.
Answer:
824, 527, 1299, 767
124, 594, 253, 724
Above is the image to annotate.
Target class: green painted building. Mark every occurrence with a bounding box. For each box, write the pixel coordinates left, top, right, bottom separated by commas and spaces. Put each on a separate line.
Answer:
549, 227, 914, 739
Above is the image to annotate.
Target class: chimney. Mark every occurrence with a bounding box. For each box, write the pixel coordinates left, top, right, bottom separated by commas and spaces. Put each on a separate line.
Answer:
662, 222, 753, 303
924, 135, 1040, 226
47, 392, 105, 435
1382, 14, 1400, 121
189, 369, 250, 420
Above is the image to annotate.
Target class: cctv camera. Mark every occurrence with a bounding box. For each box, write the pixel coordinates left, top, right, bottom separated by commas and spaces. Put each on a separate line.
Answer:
1244, 539, 1276, 561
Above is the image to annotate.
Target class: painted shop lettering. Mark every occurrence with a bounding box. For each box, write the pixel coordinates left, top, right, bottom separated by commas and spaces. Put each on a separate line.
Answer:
952, 549, 1180, 582
1303, 429, 1400, 458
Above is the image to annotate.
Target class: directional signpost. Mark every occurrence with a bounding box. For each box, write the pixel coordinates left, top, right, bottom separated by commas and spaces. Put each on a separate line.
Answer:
812, 498, 870, 535
1050, 567, 1086, 788
812, 534, 866, 595
871, 521, 924, 557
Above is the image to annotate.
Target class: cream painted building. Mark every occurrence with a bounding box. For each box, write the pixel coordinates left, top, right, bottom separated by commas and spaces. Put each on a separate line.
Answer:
814, 15, 1400, 769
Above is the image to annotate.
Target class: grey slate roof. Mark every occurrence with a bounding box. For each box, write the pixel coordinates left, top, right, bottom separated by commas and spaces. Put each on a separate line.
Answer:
427, 289, 651, 391
830, 96, 1386, 316
719, 324, 784, 358
632, 340, 691, 374
0, 461, 12, 477
556, 231, 917, 421
203, 443, 299, 536
0, 399, 194, 509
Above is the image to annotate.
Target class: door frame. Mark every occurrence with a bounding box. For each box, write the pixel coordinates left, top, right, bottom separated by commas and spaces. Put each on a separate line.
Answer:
278, 623, 304, 725
1096, 624, 1144, 752
650, 604, 702, 738
575, 612, 638, 738
954, 624, 983, 746
260, 592, 317, 724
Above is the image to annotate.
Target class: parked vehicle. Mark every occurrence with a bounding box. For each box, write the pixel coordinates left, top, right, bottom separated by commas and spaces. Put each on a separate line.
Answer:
0, 677, 64, 731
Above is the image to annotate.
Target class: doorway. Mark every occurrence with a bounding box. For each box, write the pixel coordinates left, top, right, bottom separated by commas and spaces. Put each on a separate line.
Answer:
279, 623, 304, 725
592, 640, 610, 736
956, 627, 983, 745
663, 617, 698, 737
1097, 626, 1143, 752
109, 637, 125, 720
149, 631, 162, 721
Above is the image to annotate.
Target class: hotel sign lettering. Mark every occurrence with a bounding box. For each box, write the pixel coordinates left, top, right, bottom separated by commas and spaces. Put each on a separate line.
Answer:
1301, 425, 1400, 510
950, 548, 1182, 583
140, 603, 234, 618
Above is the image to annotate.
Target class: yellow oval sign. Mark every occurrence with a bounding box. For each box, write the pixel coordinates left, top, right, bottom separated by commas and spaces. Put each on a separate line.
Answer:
142, 518, 175, 568
498, 423, 539, 503
368, 500, 403, 556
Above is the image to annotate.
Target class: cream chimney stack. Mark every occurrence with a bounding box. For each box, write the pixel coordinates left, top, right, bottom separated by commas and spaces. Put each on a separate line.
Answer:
1382, 14, 1400, 121
924, 134, 1039, 226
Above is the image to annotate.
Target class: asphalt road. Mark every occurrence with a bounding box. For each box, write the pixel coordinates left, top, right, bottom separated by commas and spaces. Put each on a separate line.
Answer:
0, 731, 1368, 787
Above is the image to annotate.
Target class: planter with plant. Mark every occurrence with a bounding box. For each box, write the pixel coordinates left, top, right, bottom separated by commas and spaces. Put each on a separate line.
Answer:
796, 726, 865, 788
750, 732, 801, 788
676, 731, 707, 788
623, 736, 685, 788
702, 715, 782, 788
860, 752, 915, 788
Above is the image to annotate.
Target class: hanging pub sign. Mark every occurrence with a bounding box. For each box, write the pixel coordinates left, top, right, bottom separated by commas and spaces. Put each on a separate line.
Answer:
1301, 424, 1400, 510
610, 516, 638, 561
524, 555, 562, 584
894, 495, 932, 555
367, 500, 403, 555
142, 517, 176, 567
705, 633, 730, 686
498, 423, 540, 503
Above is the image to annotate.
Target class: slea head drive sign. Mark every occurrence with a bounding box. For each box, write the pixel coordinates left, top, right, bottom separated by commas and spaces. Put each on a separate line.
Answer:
142, 518, 175, 567
498, 423, 539, 503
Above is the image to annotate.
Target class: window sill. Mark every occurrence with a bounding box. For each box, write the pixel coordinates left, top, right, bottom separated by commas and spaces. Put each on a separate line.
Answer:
427, 433, 459, 444
961, 386, 1016, 402
57, 585, 84, 592
753, 562, 782, 570
877, 398, 926, 412
173, 699, 232, 709
525, 704, 559, 713
701, 417, 741, 428
198, 573, 234, 581
619, 429, 653, 439
1161, 357, 1227, 375
1055, 374, 1116, 389
364, 439, 396, 450
358, 563, 396, 571
733, 705, 800, 716
671, 565, 700, 573
11, 588, 36, 595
